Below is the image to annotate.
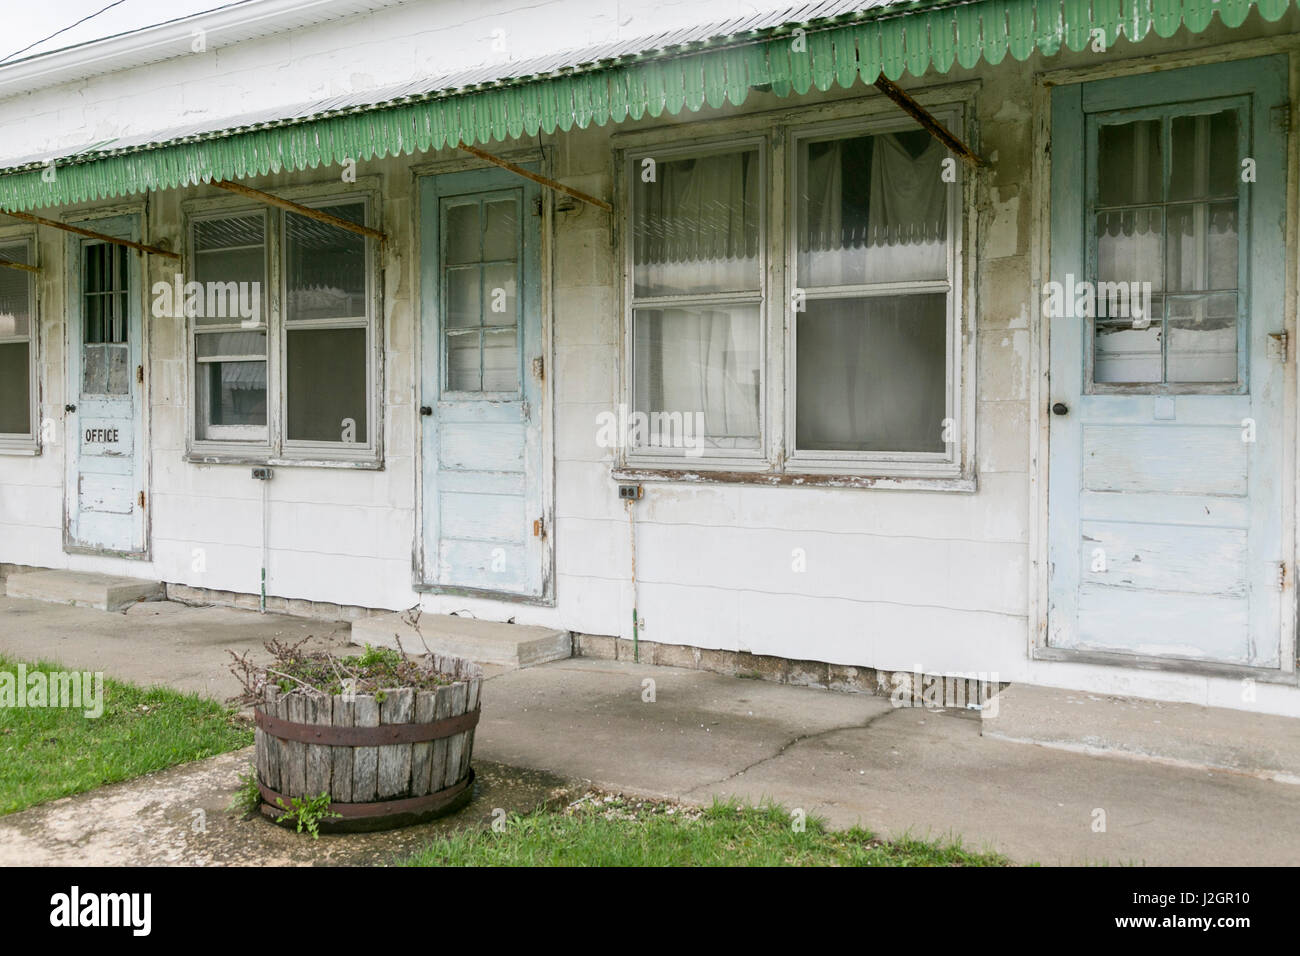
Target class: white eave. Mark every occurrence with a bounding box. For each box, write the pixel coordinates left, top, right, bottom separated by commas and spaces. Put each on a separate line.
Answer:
0, 0, 416, 100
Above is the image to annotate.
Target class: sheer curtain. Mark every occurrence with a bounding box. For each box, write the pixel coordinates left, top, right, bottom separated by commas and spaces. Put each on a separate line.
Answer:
635, 305, 760, 448
801, 134, 947, 287
635, 152, 758, 296
796, 132, 949, 454
633, 151, 761, 450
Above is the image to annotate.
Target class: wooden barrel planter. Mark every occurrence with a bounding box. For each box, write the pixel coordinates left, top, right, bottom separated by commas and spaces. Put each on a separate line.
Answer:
253, 653, 482, 832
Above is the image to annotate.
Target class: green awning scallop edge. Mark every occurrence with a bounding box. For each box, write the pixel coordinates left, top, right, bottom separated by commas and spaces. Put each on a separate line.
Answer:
1, 0, 1294, 211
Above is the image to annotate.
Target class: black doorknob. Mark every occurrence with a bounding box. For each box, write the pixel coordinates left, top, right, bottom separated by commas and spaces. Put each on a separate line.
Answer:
419, 406, 433, 416
64, 404, 76, 413
1051, 402, 1069, 416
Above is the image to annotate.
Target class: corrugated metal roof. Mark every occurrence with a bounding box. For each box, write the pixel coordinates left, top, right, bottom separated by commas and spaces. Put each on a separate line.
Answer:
0, 0, 907, 170
0, 0, 1293, 208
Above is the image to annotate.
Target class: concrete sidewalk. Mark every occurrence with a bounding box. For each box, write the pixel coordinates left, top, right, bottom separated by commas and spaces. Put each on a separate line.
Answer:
475, 658, 1300, 865
3, 596, 1299, 865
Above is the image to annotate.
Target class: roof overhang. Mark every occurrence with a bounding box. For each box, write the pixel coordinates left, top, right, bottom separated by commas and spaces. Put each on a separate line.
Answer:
0, 0, 1294, 212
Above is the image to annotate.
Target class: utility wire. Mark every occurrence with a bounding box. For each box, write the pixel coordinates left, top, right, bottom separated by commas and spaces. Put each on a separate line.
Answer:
2, 0, 131, 65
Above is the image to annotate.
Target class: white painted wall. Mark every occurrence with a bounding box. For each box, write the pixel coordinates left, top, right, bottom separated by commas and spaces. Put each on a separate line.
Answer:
1, 0, 1298, 717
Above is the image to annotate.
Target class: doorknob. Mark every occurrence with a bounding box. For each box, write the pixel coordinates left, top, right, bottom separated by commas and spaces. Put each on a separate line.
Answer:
1051, 402, 1069, 416
419, 406, 433, 416
64, 404, 76, 413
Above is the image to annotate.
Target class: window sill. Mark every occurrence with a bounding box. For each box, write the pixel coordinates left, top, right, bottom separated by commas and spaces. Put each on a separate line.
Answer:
0, 442, 39, 456
611, 465, 976, 493
185, 450, 383, 470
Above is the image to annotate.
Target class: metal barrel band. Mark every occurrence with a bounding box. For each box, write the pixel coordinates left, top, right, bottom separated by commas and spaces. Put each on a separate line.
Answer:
254, 705, 480, 745
257, 769, 474, 821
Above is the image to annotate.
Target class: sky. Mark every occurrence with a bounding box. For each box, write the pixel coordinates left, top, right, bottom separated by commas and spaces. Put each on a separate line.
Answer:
2, 0, 243, 64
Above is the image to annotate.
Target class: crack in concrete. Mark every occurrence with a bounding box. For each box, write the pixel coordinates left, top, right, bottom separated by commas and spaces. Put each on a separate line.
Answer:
683, 706, 901, 796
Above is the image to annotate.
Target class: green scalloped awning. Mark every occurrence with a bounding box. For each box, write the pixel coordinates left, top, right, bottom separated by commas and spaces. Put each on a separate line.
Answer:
1, 0, 1295, 211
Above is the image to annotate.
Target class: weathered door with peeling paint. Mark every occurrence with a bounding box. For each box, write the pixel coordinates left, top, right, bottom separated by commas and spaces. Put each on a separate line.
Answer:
64, 216, 147, 555
419, 166, 546, 598
1047, 57, 1290, 669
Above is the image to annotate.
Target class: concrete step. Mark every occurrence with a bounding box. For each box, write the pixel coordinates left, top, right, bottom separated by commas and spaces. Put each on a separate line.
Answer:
4, 570, 164, 612
982, 683, 1300, 783
350, 612, 571, 669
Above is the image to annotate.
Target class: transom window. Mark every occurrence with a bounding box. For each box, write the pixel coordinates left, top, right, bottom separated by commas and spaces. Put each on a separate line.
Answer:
626, 116, 961, 477
1089, 102, 1245, 388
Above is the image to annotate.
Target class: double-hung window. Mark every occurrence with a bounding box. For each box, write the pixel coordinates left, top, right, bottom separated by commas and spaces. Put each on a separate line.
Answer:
790, 124, 955, 465
629, 142, 765, 458
284, 200, 371, 448
626, 113, 964, 482
0, 238, 36, 451
193, 213, 268, 442
188, 193, 378, 463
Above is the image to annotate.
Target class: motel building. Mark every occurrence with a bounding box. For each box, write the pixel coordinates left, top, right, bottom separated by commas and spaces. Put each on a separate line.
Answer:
0, 0, 1298, 719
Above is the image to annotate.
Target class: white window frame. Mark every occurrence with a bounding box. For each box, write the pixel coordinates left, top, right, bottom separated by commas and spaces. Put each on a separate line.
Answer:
616, 97, 974, 489
0, 233, 39, 455
184, 180, 383, 468
280, 192, 378, 460
623, 135, 769, 466
785, 113, 965, 479
190, 207, 271, 446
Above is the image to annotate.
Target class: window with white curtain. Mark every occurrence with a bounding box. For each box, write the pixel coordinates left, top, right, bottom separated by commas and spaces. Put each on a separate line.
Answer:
793, 128, 952, 457
0, 238, 35, 448
627, 119, 961, 477
630, 144, 764, 455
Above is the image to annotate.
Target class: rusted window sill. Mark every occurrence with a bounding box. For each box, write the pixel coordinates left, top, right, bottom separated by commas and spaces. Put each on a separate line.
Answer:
610, 465, 976, 493
184, 452, 383, 471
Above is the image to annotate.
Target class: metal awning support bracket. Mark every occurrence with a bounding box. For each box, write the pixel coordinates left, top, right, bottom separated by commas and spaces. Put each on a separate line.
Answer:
2, 209, 181, 259
872, 76, 988, 168
457, 142, 612, 212
211, 180, 389, 243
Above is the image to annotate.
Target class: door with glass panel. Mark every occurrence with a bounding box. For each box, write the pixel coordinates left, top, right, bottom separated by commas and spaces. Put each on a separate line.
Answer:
1047, 57, 1289, 667
419, 167, 546, 597
65, 216, 146, 554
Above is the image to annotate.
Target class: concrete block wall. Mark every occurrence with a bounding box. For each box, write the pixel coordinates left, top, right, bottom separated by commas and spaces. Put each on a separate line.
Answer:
1, 3, 1298, 712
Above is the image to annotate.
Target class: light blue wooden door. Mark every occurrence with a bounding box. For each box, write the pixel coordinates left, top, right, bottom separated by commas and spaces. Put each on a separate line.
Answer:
64, 215, 147, 554
1048, 57, 1289, 668
419, 167, 546, 597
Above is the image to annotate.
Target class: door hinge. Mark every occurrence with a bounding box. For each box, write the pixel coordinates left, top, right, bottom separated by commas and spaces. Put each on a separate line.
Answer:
1279, 561, 1288, 589
532, 355, 544, 381
1268, 331, 1288, 362
138, 491, 145, 509
532, 196, 543, 217
532, 516, 545, 538
136, 364, 144, 384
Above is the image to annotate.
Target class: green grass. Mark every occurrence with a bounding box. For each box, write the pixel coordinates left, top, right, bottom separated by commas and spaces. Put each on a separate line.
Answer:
0, 656, 254, 815
402, 792, 1010, 867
